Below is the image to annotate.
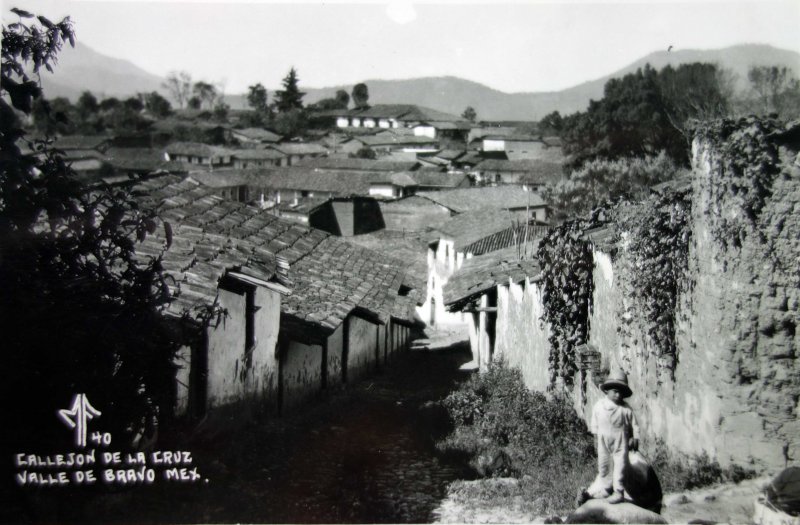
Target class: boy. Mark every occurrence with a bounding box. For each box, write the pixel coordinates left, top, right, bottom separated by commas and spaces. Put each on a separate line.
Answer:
587, 369, 640, 504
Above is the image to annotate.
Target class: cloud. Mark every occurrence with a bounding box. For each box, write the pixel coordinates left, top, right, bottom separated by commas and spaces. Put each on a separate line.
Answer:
386, 1, 417, 25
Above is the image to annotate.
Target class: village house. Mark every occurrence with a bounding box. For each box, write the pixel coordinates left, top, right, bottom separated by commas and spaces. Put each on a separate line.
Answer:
328, 104, 472, 141
443, 246, 541, 370
420, 208, 546, 327
134, 175, 419, 421
294, 157, 421, 173
378, 195, 453, 232
474, 158, 566, 191
367, 172, 419, 199
416, 185, 550, 222
164, 141, 234, 167
338, 134, 439, 156
231, 148, 288, 169
267, 142, 329, 165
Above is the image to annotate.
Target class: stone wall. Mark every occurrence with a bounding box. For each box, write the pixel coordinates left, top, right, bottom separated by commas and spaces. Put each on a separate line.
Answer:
504, 121, 799, 471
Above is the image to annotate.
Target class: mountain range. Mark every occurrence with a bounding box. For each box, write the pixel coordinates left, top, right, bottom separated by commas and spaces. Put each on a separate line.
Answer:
38, 43, 800, 121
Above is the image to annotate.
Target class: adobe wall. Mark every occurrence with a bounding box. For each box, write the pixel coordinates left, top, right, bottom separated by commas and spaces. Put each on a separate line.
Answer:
326, 323, 344, 387
576, 129, 800, 470
346, 315, 379, 383
503, 122, 799, 471
206, 286, 281, 411
282, 339, 323, 410
495, 278, 551, 393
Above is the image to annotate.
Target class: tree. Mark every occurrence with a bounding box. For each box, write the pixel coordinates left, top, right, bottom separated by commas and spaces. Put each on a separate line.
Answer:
461, 106, 477, 123
352, 146, 377, 159
144, 91, 172, 118
124, 95, 144, 112
272, 107, 308, 137
352, 82, 369, 110
747, 65, 800, 119
335, 89, 350, 108
162, 70, 192, 109
247, 82, 268, 114
1, 8, 187, 450
274, 67, 305, 112
560, 62, 731, 168
539, 111, 563, 135
187, 96, 202, 110
546, 153, 684, 221
192, 80, 218, 109
76, 89, 98, 119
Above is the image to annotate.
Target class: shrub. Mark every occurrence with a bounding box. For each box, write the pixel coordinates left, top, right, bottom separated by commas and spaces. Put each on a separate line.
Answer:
650, 441, 757, 492
439, 363, 596, 512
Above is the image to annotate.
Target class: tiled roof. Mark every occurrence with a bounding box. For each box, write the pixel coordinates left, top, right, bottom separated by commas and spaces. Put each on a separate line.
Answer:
461, 221, 548, 257
482, 134, 541, 142
134, 175, 417, 336
432, 209, 522, 249
417, 186, 546, 213
444, 246, 541, 311
53, 135, 111, 150
230, 149, 287, 160
104, 147, 169, 172
409, 171, 470, 189
369, 172, 418, 187
165, 142, 233, 158
476, 159, 566, 184
416, 120, 472, 131
355, 134, 437, 147
232, 127, 282, 142
268, 143, 328, 156
294, 157, 420, 172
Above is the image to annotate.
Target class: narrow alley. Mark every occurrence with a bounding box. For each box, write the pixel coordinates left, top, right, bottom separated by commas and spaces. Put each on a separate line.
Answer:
85, 329, 476, 524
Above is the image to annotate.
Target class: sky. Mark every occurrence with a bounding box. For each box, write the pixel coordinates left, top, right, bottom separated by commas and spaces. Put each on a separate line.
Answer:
6, 0, 800, 94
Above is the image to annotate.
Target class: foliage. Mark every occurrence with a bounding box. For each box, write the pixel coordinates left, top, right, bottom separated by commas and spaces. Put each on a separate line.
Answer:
274, 67, 305, 112
144, 90, 172, 118
0, 9, 189, 450
192, 80, 218, 110
335, 89, 350, 108
247, 82, 269, 116
617, 187, 693, 376
352, 146, 377, 159
461, 106, 477, 123
546, 152, 685, 221
162, 70, 192, 108
695, 117, 784, 248
536, 209, 607, 386
212, 101, 230, 122
352, 82, 369, 110
539, 111, 563, 135
747, 65, 800, 119
187, 95, 202, 109
271, 107, 308, 138
439, 364, 595, 513
561, 62, 731, 168
650, 442, 757, 492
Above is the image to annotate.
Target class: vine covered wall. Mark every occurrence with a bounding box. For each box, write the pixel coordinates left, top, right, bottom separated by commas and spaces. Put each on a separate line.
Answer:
520, 118, 799, 471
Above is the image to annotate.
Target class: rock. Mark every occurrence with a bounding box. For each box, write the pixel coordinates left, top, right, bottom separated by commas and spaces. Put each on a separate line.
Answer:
565, 499, 668, 524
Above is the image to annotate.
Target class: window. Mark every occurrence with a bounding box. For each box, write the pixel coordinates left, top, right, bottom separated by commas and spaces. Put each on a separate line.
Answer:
245, 287, 256, 353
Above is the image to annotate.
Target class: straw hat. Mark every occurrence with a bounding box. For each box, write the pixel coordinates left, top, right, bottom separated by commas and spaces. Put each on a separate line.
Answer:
601, 369, 633, 398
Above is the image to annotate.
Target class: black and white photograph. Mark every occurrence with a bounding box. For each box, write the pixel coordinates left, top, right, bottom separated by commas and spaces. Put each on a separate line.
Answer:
1, 0, 799, 523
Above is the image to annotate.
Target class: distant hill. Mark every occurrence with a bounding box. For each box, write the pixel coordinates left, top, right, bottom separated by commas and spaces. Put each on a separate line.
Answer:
37, 42, 164, 100
39, 42, 800, 121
